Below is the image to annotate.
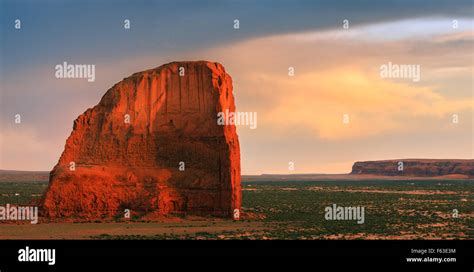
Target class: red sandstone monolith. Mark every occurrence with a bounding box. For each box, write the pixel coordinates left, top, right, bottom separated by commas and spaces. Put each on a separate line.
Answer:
42, 61, 241, 219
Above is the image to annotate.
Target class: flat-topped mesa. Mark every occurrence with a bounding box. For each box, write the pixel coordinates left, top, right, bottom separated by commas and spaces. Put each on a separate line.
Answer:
42, 61, 241, 219
351, 159, 474, 177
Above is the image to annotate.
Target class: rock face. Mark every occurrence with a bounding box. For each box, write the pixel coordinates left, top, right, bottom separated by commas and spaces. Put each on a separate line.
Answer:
42, 61, 241, 219
351, 159, 474, 177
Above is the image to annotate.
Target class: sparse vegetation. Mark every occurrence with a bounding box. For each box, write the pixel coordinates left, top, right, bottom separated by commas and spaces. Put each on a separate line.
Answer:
0, 181, 47, 205
0, 180, 472, 239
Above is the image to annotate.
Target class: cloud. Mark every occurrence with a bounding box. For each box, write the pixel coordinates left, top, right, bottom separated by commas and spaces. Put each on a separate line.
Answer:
198, 18, 473, 140
262, 68, 471, 139
0, 126, 59, 171
292, 18, 473, 42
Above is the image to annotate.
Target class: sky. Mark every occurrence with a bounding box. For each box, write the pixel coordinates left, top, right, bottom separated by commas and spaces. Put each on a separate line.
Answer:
0, 0, 473, 174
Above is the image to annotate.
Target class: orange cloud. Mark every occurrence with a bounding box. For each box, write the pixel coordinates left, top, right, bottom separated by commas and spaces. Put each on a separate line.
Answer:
199, 22, 473, 141
261, 68, 472, 139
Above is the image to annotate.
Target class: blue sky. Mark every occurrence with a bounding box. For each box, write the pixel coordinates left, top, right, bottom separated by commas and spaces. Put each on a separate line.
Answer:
1, 0, 472, 70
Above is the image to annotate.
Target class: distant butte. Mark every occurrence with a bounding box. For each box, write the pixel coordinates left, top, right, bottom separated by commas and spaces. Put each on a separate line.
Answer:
41, 61, 241, 220
351, 159, 474, 178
